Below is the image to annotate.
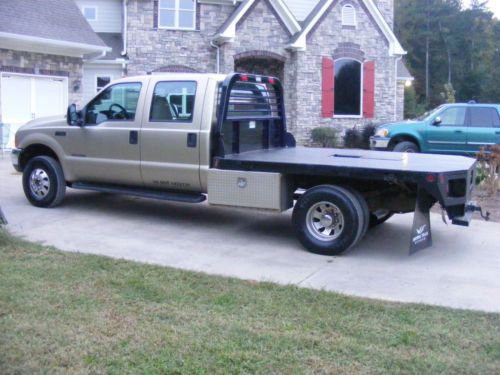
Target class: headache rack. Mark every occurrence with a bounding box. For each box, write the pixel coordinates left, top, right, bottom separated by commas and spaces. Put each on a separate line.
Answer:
213, 73, 291, 158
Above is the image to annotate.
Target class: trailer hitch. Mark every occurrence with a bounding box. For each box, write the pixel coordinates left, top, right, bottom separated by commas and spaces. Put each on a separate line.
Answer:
466, 203, 490, 221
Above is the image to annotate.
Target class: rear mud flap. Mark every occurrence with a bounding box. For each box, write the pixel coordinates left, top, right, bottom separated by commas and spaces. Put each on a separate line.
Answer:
409, 189, 434, 254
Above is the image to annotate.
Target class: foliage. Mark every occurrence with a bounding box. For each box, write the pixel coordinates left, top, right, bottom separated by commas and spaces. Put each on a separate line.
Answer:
440, 83, 456, 103
395, 0, 499, 109
476, 145, 500, 195
311, 126, 340, 148
343, 123, 377, 149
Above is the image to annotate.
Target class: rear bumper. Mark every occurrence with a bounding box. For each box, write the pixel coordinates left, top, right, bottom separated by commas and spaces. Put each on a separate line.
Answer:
11, 148, 22, 172
452, 201, 486, 226
370, 137, 390, 150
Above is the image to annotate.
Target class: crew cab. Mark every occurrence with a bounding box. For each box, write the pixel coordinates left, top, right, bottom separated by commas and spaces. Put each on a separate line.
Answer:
11, 73, 482, 255
370, 103, 500, 155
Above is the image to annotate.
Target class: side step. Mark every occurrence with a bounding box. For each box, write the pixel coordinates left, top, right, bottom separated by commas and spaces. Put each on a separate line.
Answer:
72, 182, 206, 203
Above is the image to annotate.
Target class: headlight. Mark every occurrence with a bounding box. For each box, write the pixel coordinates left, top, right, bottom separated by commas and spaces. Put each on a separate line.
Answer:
375, 128, 389, 137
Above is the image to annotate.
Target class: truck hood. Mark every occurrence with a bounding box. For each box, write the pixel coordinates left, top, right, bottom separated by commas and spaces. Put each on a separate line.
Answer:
378, 120, 421, 129
19, 115, 67, 131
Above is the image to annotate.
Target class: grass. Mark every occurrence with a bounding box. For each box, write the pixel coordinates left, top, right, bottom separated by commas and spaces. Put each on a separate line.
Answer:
0, 229, 499, 374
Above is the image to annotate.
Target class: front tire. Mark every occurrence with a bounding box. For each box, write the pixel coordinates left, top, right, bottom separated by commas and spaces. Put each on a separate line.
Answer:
293, 185, 362, 256
23, 156, 66, 208
393, 141, 419, 153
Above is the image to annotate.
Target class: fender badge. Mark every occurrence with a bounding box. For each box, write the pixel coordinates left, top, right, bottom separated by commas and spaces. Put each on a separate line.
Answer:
237, 177, 247, 189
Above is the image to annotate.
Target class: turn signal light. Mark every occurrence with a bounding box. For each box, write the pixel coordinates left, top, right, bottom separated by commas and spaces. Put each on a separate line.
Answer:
426, 174, 436, 183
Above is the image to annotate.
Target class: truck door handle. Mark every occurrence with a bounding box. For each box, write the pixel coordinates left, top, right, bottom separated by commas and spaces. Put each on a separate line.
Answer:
187, 133, 197, 148
495, 131, 500, 135
129, 130, 138, 145
454, 130, 463, 133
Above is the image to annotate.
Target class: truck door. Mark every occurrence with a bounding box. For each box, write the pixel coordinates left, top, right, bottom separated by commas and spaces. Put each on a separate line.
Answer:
140, 77, 206, 192
465, 107, 500, 154
64, 81, 144, 185
425, 106, 467, 155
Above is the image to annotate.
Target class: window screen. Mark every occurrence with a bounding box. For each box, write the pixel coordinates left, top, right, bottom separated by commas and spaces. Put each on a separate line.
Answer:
334, 59, 361, 116
150, 81, 197, 122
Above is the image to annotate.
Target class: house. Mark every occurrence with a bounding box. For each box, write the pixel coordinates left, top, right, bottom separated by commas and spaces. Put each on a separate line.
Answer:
0, 0, 411, 147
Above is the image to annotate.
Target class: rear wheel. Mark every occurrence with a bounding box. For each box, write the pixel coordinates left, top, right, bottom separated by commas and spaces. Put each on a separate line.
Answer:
393, 141, 419, 153
23, 156, 66, 208
292, 185, 362, 256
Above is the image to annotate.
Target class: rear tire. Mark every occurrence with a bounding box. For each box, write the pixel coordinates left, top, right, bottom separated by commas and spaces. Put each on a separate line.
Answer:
393, 141, 419, 153
292, 185, 361, 256
23, 156, 66, 208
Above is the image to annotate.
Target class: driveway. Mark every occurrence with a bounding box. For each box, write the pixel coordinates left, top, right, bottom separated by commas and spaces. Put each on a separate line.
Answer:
1, 155, 499, 313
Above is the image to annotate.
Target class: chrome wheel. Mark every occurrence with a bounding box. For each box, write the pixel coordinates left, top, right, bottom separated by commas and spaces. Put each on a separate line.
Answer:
306, 201, 344, 241
29, 168, 50, 200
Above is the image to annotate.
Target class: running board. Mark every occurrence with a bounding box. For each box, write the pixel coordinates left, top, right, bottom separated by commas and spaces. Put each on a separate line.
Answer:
71, 182, 206, 203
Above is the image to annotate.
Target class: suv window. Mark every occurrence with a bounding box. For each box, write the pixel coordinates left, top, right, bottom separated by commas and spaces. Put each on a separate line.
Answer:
150, 81, 197, 122
85, 82, 142, 125
437, 107, 466, 126
469, 107, 500, 128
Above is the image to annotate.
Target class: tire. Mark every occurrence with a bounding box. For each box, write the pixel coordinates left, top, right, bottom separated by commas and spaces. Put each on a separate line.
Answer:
23, 156, 66, 208
393, 141, 419, 153
369, 210, 394, 228
292, 185, 361, 256
344, 187, 370, 245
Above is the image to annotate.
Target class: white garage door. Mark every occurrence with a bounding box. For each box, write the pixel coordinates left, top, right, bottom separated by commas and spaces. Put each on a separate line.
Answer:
1, 73, 68, 148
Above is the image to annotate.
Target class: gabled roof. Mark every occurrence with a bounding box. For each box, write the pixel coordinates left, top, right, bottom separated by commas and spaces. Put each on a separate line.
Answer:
0, 0, 110, 57
213, 0, 301, 43
287, 0, 406, 56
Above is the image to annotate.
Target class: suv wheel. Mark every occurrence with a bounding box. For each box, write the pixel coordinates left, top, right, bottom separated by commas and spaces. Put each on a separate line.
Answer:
23, 156, 66, 208
393, 141, 419, 153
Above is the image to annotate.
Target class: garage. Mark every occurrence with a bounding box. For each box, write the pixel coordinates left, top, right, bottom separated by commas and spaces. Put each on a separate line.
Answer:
0, 73, 68, 148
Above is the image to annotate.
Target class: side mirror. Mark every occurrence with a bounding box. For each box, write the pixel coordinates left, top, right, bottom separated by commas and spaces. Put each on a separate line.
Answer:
66, 104, 82, 126
432, 117, 442, 126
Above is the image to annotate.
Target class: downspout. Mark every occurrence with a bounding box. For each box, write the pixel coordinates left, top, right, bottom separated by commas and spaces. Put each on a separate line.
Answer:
121, 0, 128, 76
210, 40, 220, 74
394, 56, 402, 121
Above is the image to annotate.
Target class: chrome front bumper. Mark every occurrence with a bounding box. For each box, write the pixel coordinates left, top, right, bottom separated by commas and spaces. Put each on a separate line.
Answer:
370, 137, 390, 150
11, 148, 22, 172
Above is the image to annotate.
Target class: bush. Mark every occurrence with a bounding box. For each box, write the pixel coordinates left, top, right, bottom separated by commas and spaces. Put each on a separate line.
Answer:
476, 145, 500, 195
311, 127, 340, 148
343, 123, 377, 149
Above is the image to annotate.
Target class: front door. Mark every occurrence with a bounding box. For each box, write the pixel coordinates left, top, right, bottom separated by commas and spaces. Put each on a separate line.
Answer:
64, 81, 145, 185
140, 77, 205, 192
425, 106, 467, 154
466, 106, 500, 154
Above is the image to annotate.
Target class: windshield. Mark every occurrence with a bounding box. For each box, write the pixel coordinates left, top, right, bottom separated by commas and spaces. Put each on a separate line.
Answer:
415, 105, 445, 121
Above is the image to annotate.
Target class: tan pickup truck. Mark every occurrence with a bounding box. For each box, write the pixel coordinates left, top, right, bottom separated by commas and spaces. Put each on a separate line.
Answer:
12, 73, 482, 255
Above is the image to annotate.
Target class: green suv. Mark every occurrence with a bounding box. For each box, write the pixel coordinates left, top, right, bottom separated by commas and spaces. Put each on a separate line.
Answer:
370, 103, 500, 156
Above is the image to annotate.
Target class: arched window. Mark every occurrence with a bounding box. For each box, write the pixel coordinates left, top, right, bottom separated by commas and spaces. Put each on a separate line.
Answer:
342, 4, 357, 27
334, 58, 362, 116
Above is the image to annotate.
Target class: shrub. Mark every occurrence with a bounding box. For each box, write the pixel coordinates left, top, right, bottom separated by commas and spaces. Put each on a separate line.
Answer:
476, 145, 500, 195
343, 123, 377, 149
311, 127, 340, 148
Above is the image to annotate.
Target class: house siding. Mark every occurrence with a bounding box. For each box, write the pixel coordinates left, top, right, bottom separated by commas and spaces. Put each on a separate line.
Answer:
75, 0, 123, 33
291, 0, 398, 143
82, 63, 123, 103
0, 48, 83, 123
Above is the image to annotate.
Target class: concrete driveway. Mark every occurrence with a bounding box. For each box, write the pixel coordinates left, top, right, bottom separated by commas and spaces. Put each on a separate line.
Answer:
1, 155, 499, 313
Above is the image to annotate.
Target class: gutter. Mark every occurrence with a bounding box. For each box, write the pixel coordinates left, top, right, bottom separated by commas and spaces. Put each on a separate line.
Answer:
394, 56, 402, 121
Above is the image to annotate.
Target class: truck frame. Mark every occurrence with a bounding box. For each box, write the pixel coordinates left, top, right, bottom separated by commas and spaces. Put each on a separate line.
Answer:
11, 73, 482, 255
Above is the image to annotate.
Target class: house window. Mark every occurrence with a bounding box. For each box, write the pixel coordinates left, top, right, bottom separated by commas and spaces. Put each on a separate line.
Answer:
342, 4, 356, 27
158, 0, 196, 30
96, 76, 112, 93
82, 6, 97, 21
334, 59, 362, 116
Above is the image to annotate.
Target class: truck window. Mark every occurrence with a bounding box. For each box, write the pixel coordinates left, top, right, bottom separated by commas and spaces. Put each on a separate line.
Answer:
85, 82, 142, 125
150, 81, 197, 122
469, 107, 500, 128
437, 107, 466, 127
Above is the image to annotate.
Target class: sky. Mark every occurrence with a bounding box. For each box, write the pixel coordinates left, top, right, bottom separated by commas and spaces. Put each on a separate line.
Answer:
463, 0, 500, 18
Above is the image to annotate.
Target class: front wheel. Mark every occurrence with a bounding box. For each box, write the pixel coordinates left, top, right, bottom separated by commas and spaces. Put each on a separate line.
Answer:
292, 185, 362, 256
393, 141, 419, 153
23, 156, 66, 208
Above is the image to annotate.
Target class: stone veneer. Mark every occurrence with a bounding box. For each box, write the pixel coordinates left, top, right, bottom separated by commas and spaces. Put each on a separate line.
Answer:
0, 49, 83, 123
126, 0, 402, 144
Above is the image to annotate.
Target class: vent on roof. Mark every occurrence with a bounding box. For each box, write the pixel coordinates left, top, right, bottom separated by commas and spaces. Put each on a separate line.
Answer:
342, 4, 356, 27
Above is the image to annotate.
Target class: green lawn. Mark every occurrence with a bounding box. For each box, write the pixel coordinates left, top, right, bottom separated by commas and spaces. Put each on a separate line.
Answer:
0, 229, 499, 374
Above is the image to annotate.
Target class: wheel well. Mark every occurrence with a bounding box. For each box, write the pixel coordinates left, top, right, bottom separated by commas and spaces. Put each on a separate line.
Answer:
388, 135, 421, 151
19, 144, 59, 170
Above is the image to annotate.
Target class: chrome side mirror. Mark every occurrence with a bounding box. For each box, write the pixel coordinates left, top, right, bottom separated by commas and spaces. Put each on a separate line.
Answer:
432, 117, 442, 126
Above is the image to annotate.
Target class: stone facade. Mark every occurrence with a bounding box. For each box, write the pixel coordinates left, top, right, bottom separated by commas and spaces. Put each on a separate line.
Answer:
126, 0, 402, 144
0, 49, 83, 123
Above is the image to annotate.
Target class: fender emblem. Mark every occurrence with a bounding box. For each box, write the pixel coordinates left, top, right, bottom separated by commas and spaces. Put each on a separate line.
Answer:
237, 177, 247, 189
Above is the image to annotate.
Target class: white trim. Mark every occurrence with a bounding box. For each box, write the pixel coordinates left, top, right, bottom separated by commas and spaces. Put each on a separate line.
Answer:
95, 74, 113, 93
0, 31, 111, 57
83, 59, 128, 65
333, 58, 363, 118
288, 0, 406, 56
158, 0, 197, 31
213, 0, 301, 43
82, 6, 98, 21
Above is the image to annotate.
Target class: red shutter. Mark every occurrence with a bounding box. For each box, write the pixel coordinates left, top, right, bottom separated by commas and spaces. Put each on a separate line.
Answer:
322, 57, 334, 118
363, 60, 375, 118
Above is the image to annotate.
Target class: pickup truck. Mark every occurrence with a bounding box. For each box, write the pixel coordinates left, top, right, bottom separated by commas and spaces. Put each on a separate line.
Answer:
11, 73, 482, 255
